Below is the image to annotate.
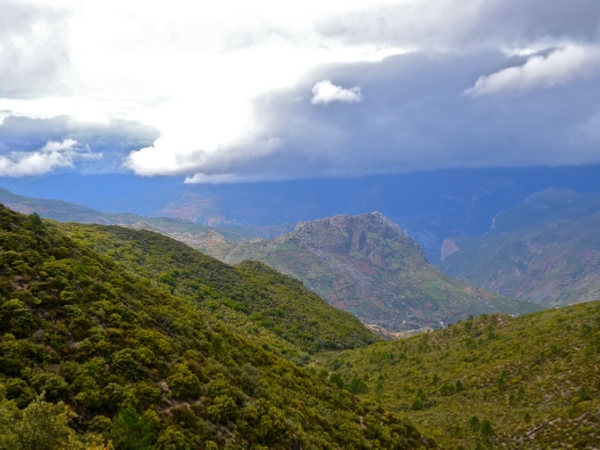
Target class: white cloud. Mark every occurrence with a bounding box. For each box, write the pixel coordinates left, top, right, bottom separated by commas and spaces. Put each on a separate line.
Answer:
124, 135, 283, 177
0, 1, 70, 97
0, 139, 97, 177
311, 80, 363, 105
465, 45, 600, 97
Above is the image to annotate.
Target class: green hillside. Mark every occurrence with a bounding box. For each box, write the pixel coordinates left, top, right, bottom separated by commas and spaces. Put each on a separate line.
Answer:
318, 300, 600, 448
60, 223, 379, 356
0, 205, 432, 449
440, 188, 600, 306
209, 212, 541, 332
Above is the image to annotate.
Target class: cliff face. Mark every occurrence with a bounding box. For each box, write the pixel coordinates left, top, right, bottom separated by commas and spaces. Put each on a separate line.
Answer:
291, 212, 425, 269
209, 213, 539, 332
440, 238, 461, 261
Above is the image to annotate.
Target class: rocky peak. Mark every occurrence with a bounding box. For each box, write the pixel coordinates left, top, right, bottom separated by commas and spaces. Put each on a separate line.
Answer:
440, 238, 461, 261
289, 212, 425, 265
295, 212, 406, 236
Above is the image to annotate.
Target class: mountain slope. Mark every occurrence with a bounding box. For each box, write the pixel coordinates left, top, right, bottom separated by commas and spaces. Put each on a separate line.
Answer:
440, 188, 600, 306
319, 300, 600, 449
208, 212, 541, 332
0, 205, 432, 449
60, 222, 380, 355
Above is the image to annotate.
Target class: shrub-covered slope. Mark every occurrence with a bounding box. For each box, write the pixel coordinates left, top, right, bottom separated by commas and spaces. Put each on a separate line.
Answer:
209, 212, 541, 332
319, 300, 600, 449
0, 205, 433, 449
60, 223, 378, 355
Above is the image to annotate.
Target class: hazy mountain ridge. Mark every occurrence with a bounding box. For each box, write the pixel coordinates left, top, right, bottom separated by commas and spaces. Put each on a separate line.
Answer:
0, 188, 540, 332
6, 166, 600, 262
440, 188, 600, 306
0, 187, 287, 251
208, 212, 541, 331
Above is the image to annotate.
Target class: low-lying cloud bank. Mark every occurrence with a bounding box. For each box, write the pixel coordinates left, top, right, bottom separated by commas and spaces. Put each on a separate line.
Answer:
0, 115, 159, 174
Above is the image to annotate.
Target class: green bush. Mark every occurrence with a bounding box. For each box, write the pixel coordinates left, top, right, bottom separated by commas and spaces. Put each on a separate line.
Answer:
166, 364, 202, 400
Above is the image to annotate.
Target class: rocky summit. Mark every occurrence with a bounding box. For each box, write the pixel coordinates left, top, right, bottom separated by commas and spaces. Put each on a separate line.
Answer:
208, 212, 540, 332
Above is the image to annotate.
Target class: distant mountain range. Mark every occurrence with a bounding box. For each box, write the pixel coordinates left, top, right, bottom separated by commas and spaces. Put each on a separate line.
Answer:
439, 188, 600, 306
207, 212, 541, 331
4, 165, 600, 261
0, 187, 286, 248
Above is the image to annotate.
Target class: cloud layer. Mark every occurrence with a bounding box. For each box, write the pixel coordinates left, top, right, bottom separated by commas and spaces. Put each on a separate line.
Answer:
0, 0, 70, 97
0, 115, 159, 174
2, 0, 600, 180
465, 45, 600, 97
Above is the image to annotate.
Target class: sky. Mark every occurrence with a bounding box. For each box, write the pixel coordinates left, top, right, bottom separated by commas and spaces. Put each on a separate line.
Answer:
0, 0, 599, 183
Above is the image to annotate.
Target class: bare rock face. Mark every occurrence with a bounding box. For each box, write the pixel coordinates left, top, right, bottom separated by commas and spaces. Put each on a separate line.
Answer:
440, 238, 460, 261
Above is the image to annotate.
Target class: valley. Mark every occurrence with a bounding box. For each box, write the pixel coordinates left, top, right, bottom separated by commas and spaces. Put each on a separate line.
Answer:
439, 188, 600, 306
2, 2, 600, 448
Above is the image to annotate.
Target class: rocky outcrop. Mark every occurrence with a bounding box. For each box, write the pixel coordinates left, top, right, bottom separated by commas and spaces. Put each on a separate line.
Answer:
440, 238, 460, 261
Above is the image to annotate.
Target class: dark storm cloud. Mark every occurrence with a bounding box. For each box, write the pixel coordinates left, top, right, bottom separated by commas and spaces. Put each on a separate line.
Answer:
0, 1, 70, 97
179, 0, 600, 183
0, 115, 160, 174
184, 48, 600, 182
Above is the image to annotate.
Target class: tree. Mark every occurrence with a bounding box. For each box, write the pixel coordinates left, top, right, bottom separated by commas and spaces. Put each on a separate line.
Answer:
480, 419, 494, 439
166, 364, 201, 400
12, 396, 75, 450
25, 212, 44, 231
111, 408, 153, 450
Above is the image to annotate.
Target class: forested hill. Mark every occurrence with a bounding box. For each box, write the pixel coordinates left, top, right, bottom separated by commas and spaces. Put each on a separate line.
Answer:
0, 205, 432, 449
